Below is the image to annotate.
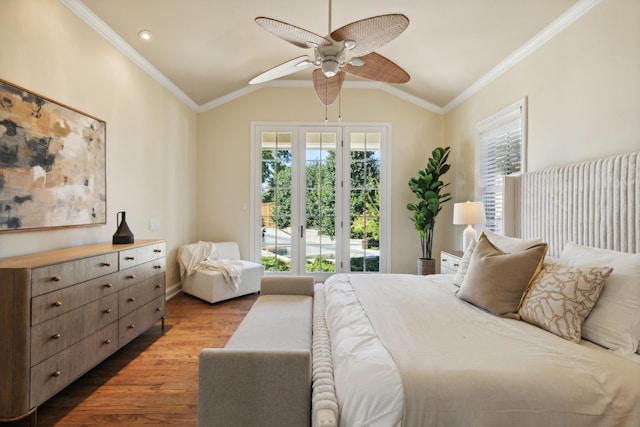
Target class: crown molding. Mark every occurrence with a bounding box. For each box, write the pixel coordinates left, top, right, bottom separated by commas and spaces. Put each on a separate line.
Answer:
60, 0, 200, 111
199, 79, 444, 114
61, 0, 601, 116
443, 0, 602, 113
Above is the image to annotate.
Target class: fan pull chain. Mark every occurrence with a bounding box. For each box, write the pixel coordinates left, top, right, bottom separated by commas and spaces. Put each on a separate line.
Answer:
325, 76, 329, 126
338, 88, 342, 125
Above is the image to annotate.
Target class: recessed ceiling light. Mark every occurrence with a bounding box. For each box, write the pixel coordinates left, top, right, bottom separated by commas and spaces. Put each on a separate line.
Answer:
138, 30, 152, 41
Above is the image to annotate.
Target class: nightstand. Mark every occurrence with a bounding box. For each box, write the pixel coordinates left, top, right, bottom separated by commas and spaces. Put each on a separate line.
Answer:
440, 250, 464, 274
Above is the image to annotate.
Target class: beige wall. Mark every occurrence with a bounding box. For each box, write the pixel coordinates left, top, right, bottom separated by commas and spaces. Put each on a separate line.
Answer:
2, 0, 636, 278
443, 0, 640, 252
0, 0, 199, 287
197, 87, 443, 273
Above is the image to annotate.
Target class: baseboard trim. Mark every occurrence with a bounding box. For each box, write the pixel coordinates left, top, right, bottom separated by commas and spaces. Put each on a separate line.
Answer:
166, 282, 182, 300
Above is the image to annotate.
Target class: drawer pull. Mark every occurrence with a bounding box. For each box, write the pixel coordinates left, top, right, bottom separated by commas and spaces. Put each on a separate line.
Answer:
52, 370, 61, 377
442, 258, 448, 262
51, 276, 61, 282
153, 249, 162, 253
125, 256, 135, 260
128, 324, 135, 329
104, 339, 112, 345
155, 284, 162, 289
53, 300, 63, 307
127, 275, 136, 279
52, 333, 61, 340
156, 307, 161, 312
102, 262, 111, 267
128, 297, 135, 302
153, 265, 162, 269
453, 263, 460, 267
104, 308, 112, 314
104, 283, 113, 288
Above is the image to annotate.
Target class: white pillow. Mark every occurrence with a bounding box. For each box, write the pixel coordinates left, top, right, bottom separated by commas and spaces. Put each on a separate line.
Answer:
482, 229, 542, 253
559, 242, 640, 355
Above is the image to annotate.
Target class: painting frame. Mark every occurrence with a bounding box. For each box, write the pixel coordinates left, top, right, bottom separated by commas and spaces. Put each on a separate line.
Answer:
0, 78, 106, 232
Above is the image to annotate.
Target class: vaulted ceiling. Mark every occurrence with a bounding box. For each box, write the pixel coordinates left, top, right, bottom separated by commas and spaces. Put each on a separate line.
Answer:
65, 0, 591, 112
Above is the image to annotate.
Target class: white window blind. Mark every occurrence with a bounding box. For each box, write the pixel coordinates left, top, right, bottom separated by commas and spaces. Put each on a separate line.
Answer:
477, 99, 526, 234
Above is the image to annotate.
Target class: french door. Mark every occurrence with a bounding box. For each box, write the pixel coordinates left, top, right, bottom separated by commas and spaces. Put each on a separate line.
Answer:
253, 123, 388, 281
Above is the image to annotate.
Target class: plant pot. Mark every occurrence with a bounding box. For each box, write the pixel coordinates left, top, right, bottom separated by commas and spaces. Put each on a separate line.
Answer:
417, 258, 436, 275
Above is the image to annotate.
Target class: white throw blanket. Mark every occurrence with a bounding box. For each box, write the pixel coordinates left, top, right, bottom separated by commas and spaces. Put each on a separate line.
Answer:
177, 241, 243, 291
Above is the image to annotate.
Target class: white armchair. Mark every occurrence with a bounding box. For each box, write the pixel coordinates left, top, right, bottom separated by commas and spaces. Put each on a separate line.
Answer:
178, 241, 264, 303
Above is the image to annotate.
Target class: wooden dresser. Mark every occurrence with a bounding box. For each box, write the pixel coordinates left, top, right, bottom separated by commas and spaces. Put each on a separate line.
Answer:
0, 240, 166, 423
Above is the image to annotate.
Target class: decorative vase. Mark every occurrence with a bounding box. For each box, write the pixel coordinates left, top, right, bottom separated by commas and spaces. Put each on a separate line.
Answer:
112, 211, 135, 244
417, 258, 436, 275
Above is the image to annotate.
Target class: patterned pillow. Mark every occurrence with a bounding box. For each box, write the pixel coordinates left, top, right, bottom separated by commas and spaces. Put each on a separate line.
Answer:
453, 239, 476, 286
519, 263, 613, 342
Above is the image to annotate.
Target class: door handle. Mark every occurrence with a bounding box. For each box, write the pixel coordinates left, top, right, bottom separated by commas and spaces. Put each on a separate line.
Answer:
300, 225, 304, 238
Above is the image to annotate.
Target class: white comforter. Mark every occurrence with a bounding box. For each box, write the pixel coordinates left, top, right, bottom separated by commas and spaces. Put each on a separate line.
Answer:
323, 273, 640, 427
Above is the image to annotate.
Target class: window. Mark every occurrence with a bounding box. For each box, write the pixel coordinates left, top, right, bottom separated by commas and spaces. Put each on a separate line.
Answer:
477, 99, 527, 234
252, 122, 390, 280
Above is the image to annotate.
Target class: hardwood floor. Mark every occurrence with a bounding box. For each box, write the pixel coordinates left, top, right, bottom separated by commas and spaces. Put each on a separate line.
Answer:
6, 292, 259, 427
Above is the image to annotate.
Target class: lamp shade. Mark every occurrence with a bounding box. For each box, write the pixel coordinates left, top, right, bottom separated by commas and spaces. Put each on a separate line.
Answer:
453, 201, 486, 225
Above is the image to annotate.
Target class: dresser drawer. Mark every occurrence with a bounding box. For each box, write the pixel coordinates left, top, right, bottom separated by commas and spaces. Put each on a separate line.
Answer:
31, 293, 118, 365
119, 242, 166, 270
31, 271, 121, 326
118, 257, 166, 290
32, 252, 118, 297
119, 296, 165, 347
119, 273, 165, 317
30, 322, 118, 407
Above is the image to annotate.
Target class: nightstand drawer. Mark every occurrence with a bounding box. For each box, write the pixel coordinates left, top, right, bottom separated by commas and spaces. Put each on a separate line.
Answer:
440, 250, 463, 274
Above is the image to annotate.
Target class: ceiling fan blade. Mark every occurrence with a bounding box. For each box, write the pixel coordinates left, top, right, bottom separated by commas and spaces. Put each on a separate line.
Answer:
256, 17, 332, 49
344, 52, 410, 84
312, 69, 345, 105
331, 14, 409, 57
249, 56, 312, 85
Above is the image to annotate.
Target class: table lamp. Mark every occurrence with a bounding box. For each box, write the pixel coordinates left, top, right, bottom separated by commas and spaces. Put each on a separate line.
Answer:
453, 201, 486, 250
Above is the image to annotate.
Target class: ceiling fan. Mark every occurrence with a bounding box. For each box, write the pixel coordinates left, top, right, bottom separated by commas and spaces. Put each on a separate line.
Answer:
248, 0, 410, 105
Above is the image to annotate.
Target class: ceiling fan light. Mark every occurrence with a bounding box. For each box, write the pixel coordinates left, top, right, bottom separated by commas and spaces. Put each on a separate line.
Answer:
344, 40, 356, 50
349, 57, 365, 67
322, 60, 339, 77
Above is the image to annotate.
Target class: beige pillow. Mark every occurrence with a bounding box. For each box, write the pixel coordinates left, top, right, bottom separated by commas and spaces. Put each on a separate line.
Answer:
453, 239, 476, 286
458, 234, 547, 318
482, 229, 542, 253
453, 231, 542, 286
519, 263, 613, 342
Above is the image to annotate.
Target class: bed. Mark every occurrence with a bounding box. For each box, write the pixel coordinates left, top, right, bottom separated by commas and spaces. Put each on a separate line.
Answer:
311, 151, 640, 427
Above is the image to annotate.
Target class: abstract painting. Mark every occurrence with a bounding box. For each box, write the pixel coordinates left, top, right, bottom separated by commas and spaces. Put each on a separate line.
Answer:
0, 79, 106, 232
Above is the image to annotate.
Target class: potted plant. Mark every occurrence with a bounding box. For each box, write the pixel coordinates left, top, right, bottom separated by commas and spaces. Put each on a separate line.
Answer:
407, 146, 452, 274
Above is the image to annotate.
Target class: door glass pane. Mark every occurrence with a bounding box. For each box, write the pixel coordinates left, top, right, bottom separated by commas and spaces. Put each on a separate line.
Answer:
261, 131, 292, 272
305, 132, 336, 273
349, 132, 381, 272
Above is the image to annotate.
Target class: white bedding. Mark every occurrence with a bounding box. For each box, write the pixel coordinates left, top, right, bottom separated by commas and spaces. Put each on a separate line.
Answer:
323, 273, 640, 427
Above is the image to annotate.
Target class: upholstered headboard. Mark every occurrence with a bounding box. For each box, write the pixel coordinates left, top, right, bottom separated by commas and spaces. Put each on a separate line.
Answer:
504, 152, 639, 257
